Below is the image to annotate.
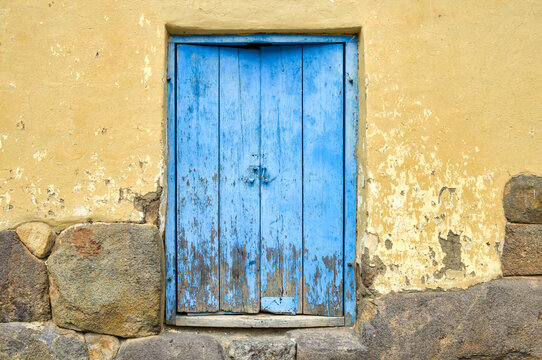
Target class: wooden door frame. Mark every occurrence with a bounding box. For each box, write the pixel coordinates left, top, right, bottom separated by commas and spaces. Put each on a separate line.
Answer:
165, 34, 359, 326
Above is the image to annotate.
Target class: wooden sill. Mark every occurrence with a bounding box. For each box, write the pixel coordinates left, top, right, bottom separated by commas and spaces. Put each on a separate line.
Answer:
173, 314, 345, 328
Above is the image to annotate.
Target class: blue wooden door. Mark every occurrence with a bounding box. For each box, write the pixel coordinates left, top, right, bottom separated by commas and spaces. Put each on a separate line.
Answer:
176, 43, 344, 316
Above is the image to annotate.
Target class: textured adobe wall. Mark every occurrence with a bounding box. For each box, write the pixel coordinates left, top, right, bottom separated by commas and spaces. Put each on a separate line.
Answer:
1, 1, 541, 296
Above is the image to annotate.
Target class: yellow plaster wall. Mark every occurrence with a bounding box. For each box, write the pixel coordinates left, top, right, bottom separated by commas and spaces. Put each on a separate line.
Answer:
1, 0, 541, 294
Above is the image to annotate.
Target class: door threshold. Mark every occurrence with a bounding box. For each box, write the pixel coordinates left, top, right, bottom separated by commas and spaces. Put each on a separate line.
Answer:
173, 314, 345, 328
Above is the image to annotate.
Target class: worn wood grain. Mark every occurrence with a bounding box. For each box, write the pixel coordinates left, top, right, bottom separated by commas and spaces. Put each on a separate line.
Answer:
170, 34, 356, 46
343, 38, 359, 326
260, 45, 303, 314
219, 47, 261, 313
165, 42, 177, 323
175, 314, 344, 328
176, 44, 220, 312
302, 43, 344, 316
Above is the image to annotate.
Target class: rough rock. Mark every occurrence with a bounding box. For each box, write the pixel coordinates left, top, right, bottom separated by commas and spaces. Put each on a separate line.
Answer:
0, 230, 51, 322
502, 223, 542, 276
227, 337, 295, 360
84, 333, 119, 360
0, 322, 88, 360
144, 199, 160, 226
288, 328, 366, 360
47, 223, 163, 338
16, 222, 56, 258
115, 331, 224, 360
503, 174, 542, 224
360, 277, 542, 359
134, 186, 162, 227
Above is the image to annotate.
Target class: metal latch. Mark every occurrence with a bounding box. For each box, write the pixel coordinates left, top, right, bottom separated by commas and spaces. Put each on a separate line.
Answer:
241, 165, 275, 185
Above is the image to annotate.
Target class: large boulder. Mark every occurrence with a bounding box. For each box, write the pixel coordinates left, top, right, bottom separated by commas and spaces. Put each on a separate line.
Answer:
503, 174, 542, 224
0, 322, 88, 360
0, 230, 51, 322
115, 331, 224, 360
359, 277, 542, 359
287, 328, 366, 360
47, 223, 163, 338
16, 222, 56, 258
502, 223, 542, 276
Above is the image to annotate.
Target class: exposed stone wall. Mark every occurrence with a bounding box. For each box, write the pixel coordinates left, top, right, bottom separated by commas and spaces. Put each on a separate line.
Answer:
502, 175, 542, 277
0, 223, 163, 359
358, 277, 542, 359
2, 279, 541, 359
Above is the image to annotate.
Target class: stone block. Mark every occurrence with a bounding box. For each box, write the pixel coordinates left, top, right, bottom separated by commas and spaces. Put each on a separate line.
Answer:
502, 223, 542, 276
85, 333, 119, 360
47, 223, 163, 338
287, 328, 366, 360
359, 277, 542, 359
0, 322, 88, 360
116, 331, 224, 360
16, 221, 56, 258
503, 174, 542, 224
227, 337, 295, 360
0, 230, 51, 322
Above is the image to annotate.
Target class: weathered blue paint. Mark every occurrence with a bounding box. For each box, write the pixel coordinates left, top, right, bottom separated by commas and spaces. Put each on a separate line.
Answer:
219, 48, 261, 313
165, 42, 177, 324
302, 43, 344, 316
176, 45, 220, 312
343, 40, 359, 326
171, 34, 356, 46
260, 45, 303, 314
261, 296, 297, 314
166, 34, 359, 326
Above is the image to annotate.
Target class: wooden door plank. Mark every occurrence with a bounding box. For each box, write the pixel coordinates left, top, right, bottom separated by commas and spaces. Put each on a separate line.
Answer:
260, 45, 303, 314
165, 41, 177, 323
219, 47, 261, 313
343, 38, 359, 326
302, 44, 344, 316
176, 44, 220, 312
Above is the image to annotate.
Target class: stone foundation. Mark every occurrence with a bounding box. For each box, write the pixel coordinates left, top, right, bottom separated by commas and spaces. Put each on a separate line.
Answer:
1, 277, 541, 359
502, 175, 542, 277
359, 277, 542, 359
1, 174, 542, 358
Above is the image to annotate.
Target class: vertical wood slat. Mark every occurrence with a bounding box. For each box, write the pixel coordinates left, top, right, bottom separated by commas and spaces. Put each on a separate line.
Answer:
219, 48, 261, 313
176, 45, 220, 312
165, 42, 177, 323
260, 46, 303, 314
302, 44, 344, 316
343, 38, 359, 326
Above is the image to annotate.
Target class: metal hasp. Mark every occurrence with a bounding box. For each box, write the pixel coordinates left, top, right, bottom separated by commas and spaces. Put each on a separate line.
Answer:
242, 165, 275, 185
259, 167, 275, 184
242, 165, 260, 184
